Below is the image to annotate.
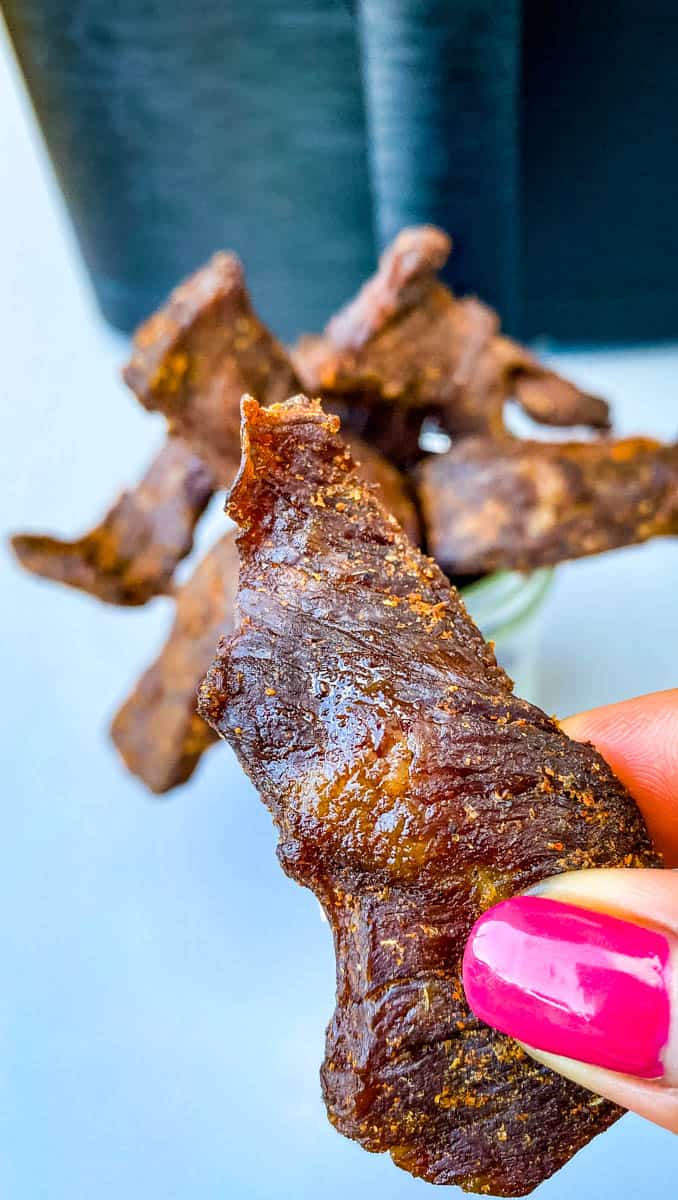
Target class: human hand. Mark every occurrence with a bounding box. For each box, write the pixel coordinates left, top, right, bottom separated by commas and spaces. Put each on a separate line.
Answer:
463, 690, 678, 1133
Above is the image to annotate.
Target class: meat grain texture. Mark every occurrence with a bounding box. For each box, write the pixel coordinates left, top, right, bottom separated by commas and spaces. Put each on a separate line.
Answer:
199, 396, 658, 1196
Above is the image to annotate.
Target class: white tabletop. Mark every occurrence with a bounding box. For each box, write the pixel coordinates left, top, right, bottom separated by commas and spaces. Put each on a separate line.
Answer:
1, 26, 676, 1200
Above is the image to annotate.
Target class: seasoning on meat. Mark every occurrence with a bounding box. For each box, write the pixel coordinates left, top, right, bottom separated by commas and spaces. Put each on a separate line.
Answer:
343, 432, 420, 545
111, 531, 239, 792
124, 251, 300, 480
11, 438, 214, 606
293, 227, 609, 441
416, 434, 678, 575
199, 395, 658, 1197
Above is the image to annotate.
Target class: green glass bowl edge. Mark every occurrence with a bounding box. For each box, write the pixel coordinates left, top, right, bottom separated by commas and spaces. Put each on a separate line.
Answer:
460, 567, 555, 642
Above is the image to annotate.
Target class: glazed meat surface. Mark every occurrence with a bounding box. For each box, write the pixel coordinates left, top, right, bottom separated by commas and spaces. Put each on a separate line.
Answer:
293, 227, 609, 441
107, 431, 415, 793
124, 252, 300, 481
199, 396, 657, 1196
417, 435, 678, 575
11, 438, 214, 606
111, 531, 238, 792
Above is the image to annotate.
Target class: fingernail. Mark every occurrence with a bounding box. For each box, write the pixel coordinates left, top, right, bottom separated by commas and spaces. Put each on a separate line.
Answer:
462, 895, 671, 1078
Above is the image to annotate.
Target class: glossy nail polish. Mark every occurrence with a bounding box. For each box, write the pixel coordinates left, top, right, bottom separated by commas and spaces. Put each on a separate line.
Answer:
462, 895, 671, 1078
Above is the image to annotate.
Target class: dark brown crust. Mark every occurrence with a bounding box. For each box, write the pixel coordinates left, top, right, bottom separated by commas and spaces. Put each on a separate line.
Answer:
292, 227, 609, 441
199, 396, 658, 1196
111, 531, 238, 792
416, 435, 678, 575
11, 439, 214, 606
124, 252, 300, 482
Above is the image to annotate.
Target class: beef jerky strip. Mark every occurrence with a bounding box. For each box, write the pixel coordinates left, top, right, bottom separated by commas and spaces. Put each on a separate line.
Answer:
124, 251, 300, 481
293, 226, 609, 441
12, 253, 298, 605
199, 396, 658, 1197
111, 530, 238, 793
417, 434, 678, 576
110, 435, 417, 792
11, 439, 214, 606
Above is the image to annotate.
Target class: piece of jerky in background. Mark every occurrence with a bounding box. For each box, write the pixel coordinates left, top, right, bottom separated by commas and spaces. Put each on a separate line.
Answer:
293, 227, 609, 444
111, 531, 238, 792
417, 434, 678, 575
199, 396, 657, 1197
12, 252, 299, 606
124, 252, 300, 481
11, 439, 214, 606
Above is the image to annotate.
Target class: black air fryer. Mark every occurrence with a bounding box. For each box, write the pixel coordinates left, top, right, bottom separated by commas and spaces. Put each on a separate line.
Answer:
4, 0, 678, 343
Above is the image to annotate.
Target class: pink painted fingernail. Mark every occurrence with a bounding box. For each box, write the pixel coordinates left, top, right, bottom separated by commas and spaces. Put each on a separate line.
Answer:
462, 895, 671, 1078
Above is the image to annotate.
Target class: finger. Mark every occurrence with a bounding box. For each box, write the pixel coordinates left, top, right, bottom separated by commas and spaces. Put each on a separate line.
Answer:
462, 870, 678, 1133
561, 689, 678, 865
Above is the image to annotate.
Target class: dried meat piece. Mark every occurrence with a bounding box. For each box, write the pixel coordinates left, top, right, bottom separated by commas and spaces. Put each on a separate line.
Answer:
13, 253, 297, 606
293, 227, 609, 440
199, 396, 658, 1196
124, 252, 300, 481
11, 439, 214, 606
417, 435, 678, 575
111, 531, 238, 792
108, 432, 416, 794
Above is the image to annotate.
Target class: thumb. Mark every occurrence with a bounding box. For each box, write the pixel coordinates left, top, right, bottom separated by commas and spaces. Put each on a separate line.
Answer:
463, 869, 678, 1133
561, 689, 678, 865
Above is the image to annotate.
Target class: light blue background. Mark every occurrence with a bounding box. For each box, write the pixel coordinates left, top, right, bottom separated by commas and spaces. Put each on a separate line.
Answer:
1, 26, 676, 1199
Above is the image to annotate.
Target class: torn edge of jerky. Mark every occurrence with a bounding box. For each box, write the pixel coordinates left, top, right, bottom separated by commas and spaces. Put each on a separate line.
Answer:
11, 438, 214, 606
199, 394, 658, 1197
293, 226, 610, 438
416, 434, 678, 574
123, 251, 300, 482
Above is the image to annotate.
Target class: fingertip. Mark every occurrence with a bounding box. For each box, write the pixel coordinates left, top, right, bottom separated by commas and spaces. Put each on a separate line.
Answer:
561, 690, 678, 864
560, 688, 678, 746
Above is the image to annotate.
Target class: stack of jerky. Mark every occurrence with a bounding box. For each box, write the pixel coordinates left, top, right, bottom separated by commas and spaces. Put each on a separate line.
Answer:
12, 228, 678, 793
